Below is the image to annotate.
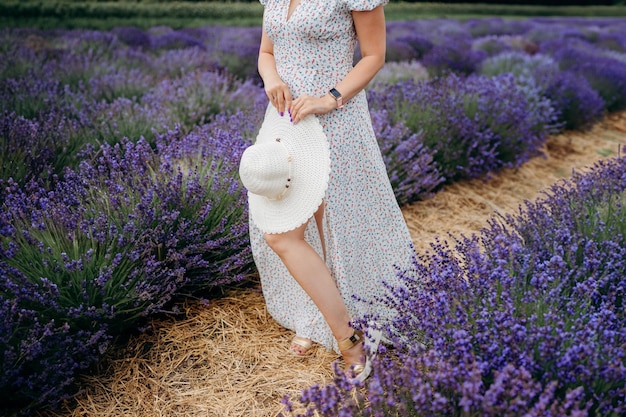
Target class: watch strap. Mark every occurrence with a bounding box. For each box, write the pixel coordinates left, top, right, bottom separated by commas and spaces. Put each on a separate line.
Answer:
329, 88, 344, 109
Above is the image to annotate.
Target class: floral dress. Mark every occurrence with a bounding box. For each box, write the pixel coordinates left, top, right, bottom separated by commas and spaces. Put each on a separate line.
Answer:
251, 0, 415, 352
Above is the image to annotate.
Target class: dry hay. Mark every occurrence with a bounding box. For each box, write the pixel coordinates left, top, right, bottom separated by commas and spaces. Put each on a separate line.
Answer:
46, 289, 338, 417
45, 112, 625, 417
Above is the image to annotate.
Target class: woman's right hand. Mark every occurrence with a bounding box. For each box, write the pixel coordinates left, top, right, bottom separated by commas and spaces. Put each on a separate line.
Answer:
265, 80, 293, 117
258, 29, 292, 117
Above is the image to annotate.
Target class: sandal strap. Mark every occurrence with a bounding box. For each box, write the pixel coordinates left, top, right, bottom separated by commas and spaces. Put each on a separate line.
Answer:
337, 330, 362, 352
292, 336, 313, 349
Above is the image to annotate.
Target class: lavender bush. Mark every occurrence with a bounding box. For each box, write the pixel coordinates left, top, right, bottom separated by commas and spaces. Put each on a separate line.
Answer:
143, 70, 265, 130
421, 41, 487, 76
464, 18, 534, 38
370, 61, 429, 89
290, 156, 626, 416
0, 27, 266, 191
385, 19, 481, 75
369, 73, 558, 184
0, 259, 112, 414
384, 17, 626, 116
479, 51, 560, 79
0, 115, 259, 411
543, 70, 607, 131
0, 111, 82, 194
479, 52, 605, 131
151, 29, 206, 51
471, 35, 514, 58
370, 109, 443, 204
383, 20, 434, 63
211, 26, 263, 83
548, 42, 626, 112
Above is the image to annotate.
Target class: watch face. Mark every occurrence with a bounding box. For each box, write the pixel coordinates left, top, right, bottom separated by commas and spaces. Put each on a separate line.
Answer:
330, 88, 342, 99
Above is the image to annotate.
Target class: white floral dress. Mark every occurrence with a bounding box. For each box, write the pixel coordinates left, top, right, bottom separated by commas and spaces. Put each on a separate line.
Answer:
251, 0, 415, 352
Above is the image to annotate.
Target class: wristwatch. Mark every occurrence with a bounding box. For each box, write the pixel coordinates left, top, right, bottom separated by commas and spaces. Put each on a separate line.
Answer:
329, 88, 344, 109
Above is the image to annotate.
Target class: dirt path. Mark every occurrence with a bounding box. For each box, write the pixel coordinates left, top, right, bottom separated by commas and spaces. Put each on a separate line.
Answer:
48, 112, 625, 417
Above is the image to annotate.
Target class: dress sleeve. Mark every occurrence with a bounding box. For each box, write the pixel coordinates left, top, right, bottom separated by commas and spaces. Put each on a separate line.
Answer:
259, 0, 267, 6
343, 0, 388, 11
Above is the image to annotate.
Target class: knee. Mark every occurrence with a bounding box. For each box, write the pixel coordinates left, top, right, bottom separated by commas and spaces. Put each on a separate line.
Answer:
264, 233, 293, 256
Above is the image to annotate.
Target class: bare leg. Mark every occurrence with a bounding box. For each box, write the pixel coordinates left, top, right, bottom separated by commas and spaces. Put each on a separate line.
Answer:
290, 202, 326, 355
314, 200, 326, 262
264, 205, 363, 366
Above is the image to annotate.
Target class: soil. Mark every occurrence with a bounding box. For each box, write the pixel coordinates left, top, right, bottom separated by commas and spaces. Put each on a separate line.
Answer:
45, 111, 625, 417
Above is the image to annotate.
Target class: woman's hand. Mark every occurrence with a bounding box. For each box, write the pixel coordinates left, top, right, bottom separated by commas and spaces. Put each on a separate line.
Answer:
265, 80, 293, 117
290, 93, 336, 124
259, 29, 294, 117
258, 26, 337, 123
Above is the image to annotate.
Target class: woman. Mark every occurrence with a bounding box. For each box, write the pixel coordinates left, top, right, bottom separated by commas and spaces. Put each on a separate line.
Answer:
250, 0, 415, 382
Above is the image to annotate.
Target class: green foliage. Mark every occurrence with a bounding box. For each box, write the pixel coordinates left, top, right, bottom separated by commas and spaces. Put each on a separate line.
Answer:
5, 201, 149, 329
2, 1, 626, 29
385, 1, 626, 20
0, 1, 262, 19
0, 1, 264, 29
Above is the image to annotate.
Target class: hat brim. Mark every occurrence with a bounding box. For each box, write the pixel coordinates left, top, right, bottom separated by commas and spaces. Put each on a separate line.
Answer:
248, 106, 331, 234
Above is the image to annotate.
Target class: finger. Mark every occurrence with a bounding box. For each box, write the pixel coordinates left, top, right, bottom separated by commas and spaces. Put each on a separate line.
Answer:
277, 88, 294, 117
294, 98, 312, 124
285, 98, 293, 117
284, 92, 293, 116
273, 96, 285, 115
289, 99, 301, 123
267, 91, 277, 109
272, 90, 282, 115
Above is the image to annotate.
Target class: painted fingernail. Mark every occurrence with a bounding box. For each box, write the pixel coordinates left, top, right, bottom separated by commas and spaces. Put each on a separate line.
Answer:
280, 112, 284, 117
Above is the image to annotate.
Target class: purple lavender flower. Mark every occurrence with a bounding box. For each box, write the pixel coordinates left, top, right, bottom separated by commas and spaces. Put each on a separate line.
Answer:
422, 40, 488, 76
370, 109, 444, 204
369, 73, 557, 183
111, 26, 152, 49
151, 30, 206, 51
1, 124, 257, 410
549, 43, 626, 112
544, 70, 606, 131
211, 26, 263, 82
479, 52, 605, 131
293, 155, 626, 416
472, 35, 514, 57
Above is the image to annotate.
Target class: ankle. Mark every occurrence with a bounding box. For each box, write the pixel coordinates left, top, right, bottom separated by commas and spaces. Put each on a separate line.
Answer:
332, 321, 355, 345
337, 328, 363, 353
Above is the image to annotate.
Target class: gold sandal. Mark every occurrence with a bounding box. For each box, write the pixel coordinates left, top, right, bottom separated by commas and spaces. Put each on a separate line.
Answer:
291, 335, 313, 356
337, 324, 382, 383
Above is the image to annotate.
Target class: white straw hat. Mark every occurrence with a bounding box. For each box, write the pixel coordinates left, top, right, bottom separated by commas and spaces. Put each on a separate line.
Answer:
239, 106, 331, 234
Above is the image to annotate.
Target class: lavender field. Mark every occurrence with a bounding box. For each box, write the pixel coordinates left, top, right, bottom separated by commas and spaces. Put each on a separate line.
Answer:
1, 16, 625, 416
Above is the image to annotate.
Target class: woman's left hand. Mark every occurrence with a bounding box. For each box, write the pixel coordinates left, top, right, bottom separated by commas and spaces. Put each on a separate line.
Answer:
289, 93, 337, 124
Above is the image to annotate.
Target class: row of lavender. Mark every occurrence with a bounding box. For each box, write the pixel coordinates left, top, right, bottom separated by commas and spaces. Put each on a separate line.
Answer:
293, 156, 626, 416
0, 16, 625, 414
0, 27, 267, 413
